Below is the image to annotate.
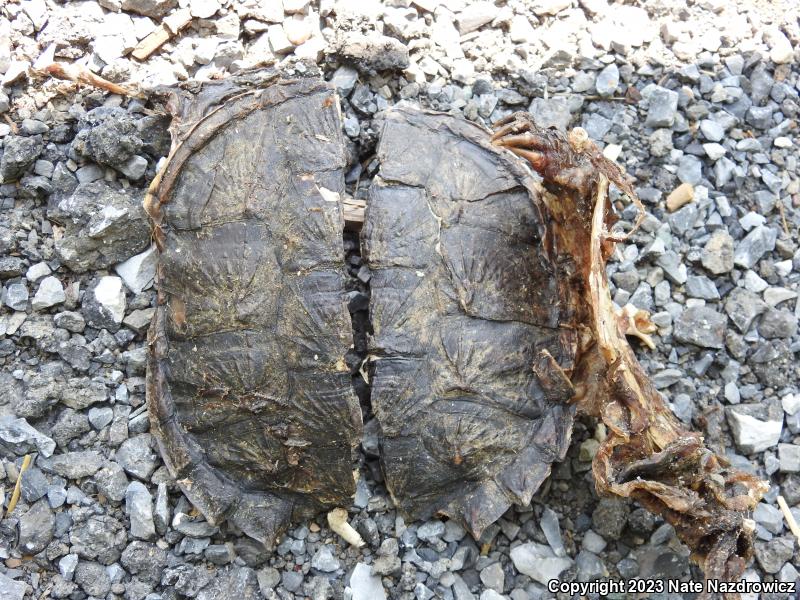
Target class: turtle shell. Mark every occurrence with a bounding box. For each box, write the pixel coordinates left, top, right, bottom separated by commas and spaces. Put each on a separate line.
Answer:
147, 76, 362, 546
146, 78, 764, 580
364, 108, 577, 537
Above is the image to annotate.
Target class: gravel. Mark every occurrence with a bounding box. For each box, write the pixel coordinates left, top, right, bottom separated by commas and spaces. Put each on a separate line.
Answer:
673, 305, 727, 349
509, 542, 573, 586
350, 562, 386, 600
728, 409, 784, 454
0, 0, 798, 598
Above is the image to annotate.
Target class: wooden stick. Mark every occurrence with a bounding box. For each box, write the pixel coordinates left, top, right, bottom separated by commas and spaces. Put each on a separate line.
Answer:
343, 196, 365, 228
132, 8, 192, 61
777, 495, 800, 545
41, 62, 141, 97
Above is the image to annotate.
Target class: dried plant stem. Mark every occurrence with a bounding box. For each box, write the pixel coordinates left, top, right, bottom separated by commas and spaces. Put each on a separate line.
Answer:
38, 63, 143, 98
6, 454, 32, 516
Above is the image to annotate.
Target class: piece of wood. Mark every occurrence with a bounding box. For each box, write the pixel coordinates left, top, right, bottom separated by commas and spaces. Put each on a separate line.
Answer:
778, 495, 800, 545
132, 8, 192, 61
41, 62, 140, 97
343, 196, 366, 229
132, 26, 171, 61
666, 182, 694, 212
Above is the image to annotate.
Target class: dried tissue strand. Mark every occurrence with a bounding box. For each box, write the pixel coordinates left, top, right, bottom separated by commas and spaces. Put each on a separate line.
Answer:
491, 115, 768, 588
585, 175, 767, 585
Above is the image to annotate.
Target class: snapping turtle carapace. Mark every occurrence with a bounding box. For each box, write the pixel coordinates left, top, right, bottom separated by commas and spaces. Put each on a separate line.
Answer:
365, 108, 575, 536
147, 77, 362, 545
147, 75, 766, 585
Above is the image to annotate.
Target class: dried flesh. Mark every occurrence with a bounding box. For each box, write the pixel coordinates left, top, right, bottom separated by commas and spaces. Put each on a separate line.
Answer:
492, 112, 767, 588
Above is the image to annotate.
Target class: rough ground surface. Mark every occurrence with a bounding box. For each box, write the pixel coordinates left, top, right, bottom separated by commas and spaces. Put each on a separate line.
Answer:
0, 1, 798, 600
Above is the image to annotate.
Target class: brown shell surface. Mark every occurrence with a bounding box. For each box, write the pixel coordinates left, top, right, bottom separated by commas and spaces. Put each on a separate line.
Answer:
364, 108, 578, 537
146, 77, 362, 546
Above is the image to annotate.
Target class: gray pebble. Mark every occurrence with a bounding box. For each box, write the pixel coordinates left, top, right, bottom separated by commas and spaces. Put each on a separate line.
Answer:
479, 561, 504, 592
595, 63, 619, 97
116, 433, 158, 480
699, 119, 725, 142
592, 498, 629, 540
311, 545, 340, 572
417, 520, 446, 542
676, 154, 703, 185
673, 306, 726, 349
18, 499, 55, 554
754, 537, 794, 573
701, 229, 734, 274
779, 444, 800, 473
753, 502, 784, 534
126, 480, 156, 540
58, 553, 79, 581
734, 225, 777, 269
88, 406, 114, 429
3, 282, 28, 310
758, 309, 798, 339
685, 275, 719, 300
645, 87, 679, 127
21, 466, 49, 502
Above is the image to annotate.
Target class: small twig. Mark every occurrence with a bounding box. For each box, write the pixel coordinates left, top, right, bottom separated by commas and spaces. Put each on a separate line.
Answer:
6, 454, 32, 516
777, 198, 790, 236
39, 63, 143, 98
3, 114, 18, 134
777, 495, 800, 545
32, 43, 143, 99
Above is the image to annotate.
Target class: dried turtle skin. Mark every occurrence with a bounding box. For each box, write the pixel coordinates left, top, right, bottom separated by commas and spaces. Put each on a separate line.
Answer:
492, 113, 768, 591
364, 107, 577, 537
146, 75, 362, 546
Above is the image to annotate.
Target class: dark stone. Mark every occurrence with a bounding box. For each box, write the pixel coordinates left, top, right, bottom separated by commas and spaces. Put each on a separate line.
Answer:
758, 309, 798, 339
592, 498, 630, 540
754, 536, 794, 573
71, 107, 143, 167
196, 567, 261, 600
17, 499, 55, 554
121, 540, 168, 586
673, 306, 726, 348
74, 561, 111, 597
1, 135, 44, 182
48, 181, 149, 273
336, 33, 410, 74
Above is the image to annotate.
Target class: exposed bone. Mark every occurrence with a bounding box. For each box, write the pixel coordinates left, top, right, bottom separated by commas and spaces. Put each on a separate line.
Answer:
616, 303, 656, 349
327, 507, 365, 547
492, 113, 768, 588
